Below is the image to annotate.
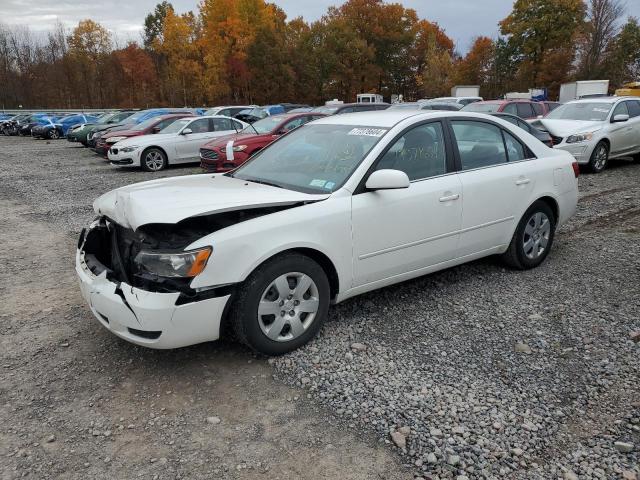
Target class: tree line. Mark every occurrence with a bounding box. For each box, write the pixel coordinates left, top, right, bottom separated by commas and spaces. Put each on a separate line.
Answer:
0, 0, 638, 109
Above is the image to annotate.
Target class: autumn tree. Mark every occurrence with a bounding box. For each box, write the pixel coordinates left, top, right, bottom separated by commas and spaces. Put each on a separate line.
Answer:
413, 20, 455, 99
500, 0, 585, 93
143, 1, 173, 48
576, 0, 626, 79
114, 43, 157, 106
453, 37, 497, 96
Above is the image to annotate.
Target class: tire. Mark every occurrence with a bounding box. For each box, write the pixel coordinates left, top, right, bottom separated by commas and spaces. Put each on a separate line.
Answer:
587, 141, 609, 173
502, 200, 556, 270
141, 147, 167, 172
632, 152, 640, 163
228, 252, 330, 355
48, 129, 60, 140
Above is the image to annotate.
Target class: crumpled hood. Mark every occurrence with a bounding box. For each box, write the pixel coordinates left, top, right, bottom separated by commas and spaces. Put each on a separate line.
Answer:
539, 119, 603, 137
93, 174, 329, 230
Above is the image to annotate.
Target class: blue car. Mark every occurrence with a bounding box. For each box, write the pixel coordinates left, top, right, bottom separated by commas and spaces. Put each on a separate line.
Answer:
32, 114, 100, 139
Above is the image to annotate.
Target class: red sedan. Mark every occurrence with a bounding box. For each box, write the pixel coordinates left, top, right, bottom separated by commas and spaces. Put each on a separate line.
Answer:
199, 112, 325, 172
95, 114, 195, 157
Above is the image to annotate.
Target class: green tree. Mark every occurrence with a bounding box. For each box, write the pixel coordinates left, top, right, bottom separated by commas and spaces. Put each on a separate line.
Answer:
143, 1, 174, 49
605, 17, 640, 86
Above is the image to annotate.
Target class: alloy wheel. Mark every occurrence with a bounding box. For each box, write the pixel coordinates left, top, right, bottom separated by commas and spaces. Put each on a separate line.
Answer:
523, 212, 551, 260
144, 151, 165, 171
257, 272, 320, 342
593, 144, 608, 171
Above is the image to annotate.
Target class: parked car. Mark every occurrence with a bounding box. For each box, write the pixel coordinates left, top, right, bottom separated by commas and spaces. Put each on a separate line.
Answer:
387, 102, 463, 111
87, 109, 194, 148
489, 112, 554, 147
68, 111, 137, 145
235, 105, 285, 123
77, 110, 578, 352
539, 97, 640, 172
0, 114, 28, 135
428, 96, 483, 106
107, 115, 248, 171
19, 114, 58, 136
462, 100, 548, 120
200, 112, 326, 172
280, 103, 311, 112
32, 114, 100, 139
204, 105, 256, 117
310, 102, 390, 115
96, 114, 195, 157
542, 101, 561, 113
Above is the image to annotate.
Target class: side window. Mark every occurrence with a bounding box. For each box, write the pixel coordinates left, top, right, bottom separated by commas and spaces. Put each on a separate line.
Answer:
516, 118, 530, 131
376, 122, 447, 181
339, 107, 354, 114
531, 103, 543, 116
155, 118, 177, 130
625, 101, 640, 118
516, 103, 534, 118
187, 118, 210, 133
375, 105, 390, 110
212, 118, 234, 131
233, 120, 245, 130
503, 130, 527, 161
503, 103, 518, 115
612, 102, 629, 117
451, 121, 507, 170
282, 117, 306, 132
218, 109, 231, 117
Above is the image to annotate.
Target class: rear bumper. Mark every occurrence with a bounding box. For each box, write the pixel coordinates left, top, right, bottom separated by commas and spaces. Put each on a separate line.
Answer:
76, 248, 229, 349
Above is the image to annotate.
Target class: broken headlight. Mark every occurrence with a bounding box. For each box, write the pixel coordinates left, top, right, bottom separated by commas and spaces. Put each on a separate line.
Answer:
133, 247, 212, 278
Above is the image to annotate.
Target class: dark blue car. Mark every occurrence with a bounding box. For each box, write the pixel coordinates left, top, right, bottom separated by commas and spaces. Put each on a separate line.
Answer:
32, 114, 100, 139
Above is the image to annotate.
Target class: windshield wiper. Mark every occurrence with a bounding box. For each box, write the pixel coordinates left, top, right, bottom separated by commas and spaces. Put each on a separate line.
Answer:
244, 178, 283, 189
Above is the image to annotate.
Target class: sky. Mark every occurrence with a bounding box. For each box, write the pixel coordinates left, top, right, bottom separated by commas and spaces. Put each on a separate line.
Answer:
1, 0, 640, 54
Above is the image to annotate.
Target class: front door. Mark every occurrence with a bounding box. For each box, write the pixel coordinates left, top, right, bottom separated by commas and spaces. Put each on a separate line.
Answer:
351, 121, 463, 287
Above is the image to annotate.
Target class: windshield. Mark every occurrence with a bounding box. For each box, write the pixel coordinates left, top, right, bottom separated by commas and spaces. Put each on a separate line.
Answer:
160, 118, 191, 134
232, 124, 388, 194
546, 102, 612, 121
131, 117, 165, 131
389, 103, 422, 110
125, 110, 159, 123
462, 103, 501, 113
96, 113, 115, 124
241, 116, 282, 134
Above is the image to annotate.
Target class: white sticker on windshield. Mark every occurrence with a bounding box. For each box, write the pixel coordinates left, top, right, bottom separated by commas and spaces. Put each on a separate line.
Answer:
348, 128, 387, 137
324, 181, 336, 190
593, 108, 609, 113
309, 179, 326, 187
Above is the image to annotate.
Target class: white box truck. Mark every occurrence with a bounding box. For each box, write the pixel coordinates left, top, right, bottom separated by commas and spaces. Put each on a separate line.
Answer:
357, 93, 384, 103
559, 80, 609, 103
451, 85, 480, 97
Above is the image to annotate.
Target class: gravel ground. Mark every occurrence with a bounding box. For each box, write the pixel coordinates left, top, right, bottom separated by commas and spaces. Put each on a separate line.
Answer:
1, 135, 638, 480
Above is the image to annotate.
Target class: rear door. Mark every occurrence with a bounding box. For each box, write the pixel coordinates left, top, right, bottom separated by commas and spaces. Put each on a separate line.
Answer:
449, 119, 539, 257
623, 100, 640, 152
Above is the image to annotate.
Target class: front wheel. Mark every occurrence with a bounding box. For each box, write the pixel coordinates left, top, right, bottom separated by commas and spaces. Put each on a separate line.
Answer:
48, 129, 60, 140
229, 253, 330, 355
141, 147, 167, 172
587, 141, 608, 173
502, 201, 556, 270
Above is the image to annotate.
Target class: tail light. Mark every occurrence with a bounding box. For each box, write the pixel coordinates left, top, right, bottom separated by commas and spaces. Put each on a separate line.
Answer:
571, 161, 580, 178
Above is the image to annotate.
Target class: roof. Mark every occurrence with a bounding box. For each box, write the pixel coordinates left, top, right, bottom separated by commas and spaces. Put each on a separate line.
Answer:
314, 110, 436, 127
571, 96, 622, 104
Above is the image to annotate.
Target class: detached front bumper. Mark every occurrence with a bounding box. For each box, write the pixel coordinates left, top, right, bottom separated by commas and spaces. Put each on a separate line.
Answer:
76, 228, 230, 349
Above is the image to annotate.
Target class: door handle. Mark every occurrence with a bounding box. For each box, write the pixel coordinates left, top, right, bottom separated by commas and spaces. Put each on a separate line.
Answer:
515, 178, 531, 186
439, 194, 460, 202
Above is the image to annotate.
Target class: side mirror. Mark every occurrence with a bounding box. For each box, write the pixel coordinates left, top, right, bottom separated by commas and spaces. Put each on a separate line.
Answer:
365, 169, 410, 191
612, 114, 629, 123
152, 126, 161, 133
182, 128, 193, 135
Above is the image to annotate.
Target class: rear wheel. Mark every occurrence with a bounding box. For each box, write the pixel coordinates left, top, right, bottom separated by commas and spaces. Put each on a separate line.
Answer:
502, 201, 556, 270
141, 147, 167, 172
229, 253, 330, 355
587, 141, 608, 173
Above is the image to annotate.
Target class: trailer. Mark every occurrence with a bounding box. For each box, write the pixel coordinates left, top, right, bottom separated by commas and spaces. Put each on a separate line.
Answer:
356, 93, 384, 103
450, 85, 480, 97
559, 80, 609, 103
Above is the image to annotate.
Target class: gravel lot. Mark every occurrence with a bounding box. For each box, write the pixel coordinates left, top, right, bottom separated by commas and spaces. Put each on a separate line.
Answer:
1, 135, 639, 480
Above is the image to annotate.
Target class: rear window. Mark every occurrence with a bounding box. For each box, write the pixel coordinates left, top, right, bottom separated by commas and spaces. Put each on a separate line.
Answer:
461, 103, 502, 113
516, 103, 534, 118
532, 103, 543, 116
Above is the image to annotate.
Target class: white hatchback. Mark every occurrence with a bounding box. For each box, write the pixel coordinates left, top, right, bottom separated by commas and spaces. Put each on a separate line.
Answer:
107, 115, 248, 171
77, 111, 578, 354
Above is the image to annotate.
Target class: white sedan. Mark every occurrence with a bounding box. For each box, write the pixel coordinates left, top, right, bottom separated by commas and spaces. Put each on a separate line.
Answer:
77, 111, 578, 354
107, 115, 248, 171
